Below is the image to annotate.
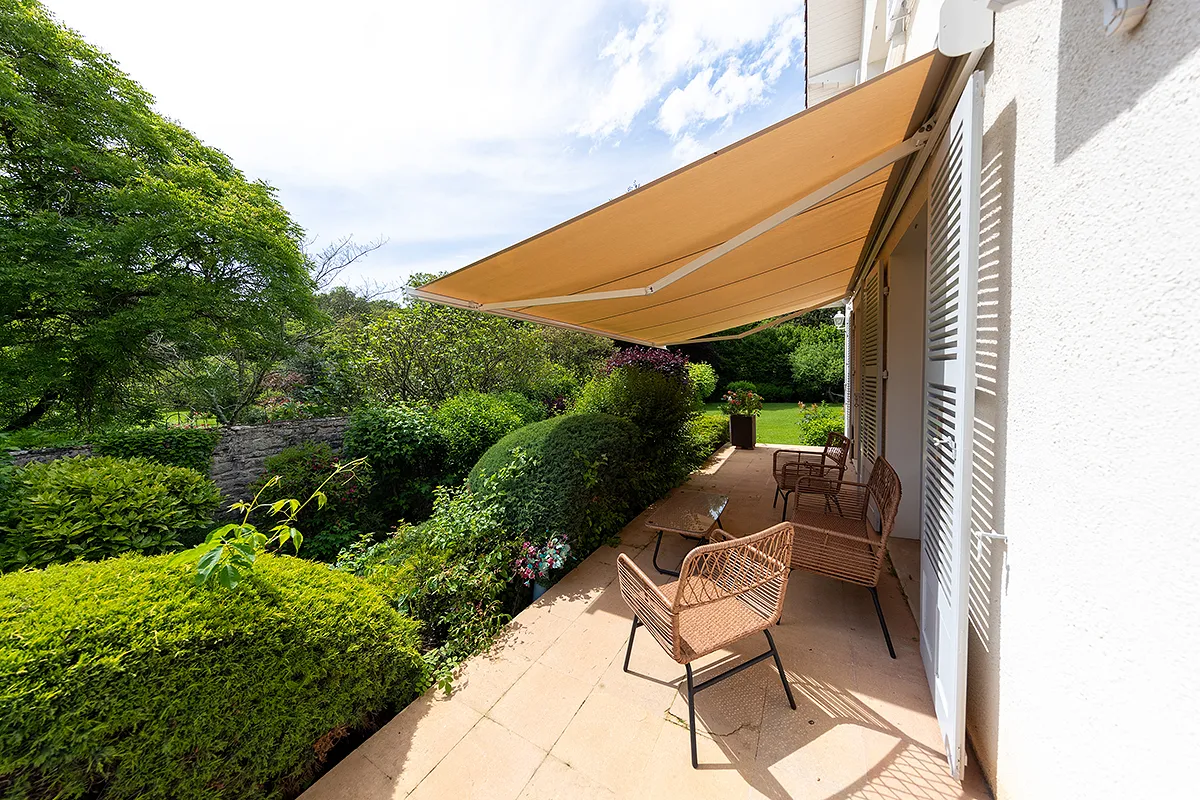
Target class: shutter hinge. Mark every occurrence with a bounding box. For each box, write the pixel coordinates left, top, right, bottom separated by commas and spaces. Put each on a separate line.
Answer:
882, 286, 891, 297
881, 369, 889, 380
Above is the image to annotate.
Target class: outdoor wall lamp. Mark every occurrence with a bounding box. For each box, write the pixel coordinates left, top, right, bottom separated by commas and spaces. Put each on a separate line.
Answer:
834, 309, 847, 330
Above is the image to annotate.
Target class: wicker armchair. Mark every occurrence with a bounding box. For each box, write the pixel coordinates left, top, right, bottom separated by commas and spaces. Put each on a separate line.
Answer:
772, 430, 851, 522
617, 523, 795, 768
788, 456, 902, 658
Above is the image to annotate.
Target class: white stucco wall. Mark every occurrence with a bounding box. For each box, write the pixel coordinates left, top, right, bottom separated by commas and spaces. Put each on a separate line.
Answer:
968, 2, 1200, 797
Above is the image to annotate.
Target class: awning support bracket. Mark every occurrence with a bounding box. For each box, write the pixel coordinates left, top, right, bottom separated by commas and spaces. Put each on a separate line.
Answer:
474, 130, 930, 313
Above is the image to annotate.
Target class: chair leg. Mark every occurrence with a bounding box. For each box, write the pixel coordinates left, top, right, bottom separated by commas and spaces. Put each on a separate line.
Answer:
623, 616, 640, 672
779, 490, 791, 522
869, 587, 897, 659
685, 663, 698, 769
773, 485, 780, 508
764, 629, 797, 709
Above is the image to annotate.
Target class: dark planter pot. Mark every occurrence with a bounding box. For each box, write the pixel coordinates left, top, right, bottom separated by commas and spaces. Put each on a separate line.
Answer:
729, 414, 757, 449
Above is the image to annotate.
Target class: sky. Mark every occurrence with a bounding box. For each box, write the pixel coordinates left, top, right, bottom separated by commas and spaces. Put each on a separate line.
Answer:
42, 0, 810, 291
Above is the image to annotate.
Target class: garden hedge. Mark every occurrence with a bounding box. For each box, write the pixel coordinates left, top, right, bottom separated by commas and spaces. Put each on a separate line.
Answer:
0, 554, 425, 800
0, 456, 221, 570
469, 413, 639, 557
93, 427, 221, 474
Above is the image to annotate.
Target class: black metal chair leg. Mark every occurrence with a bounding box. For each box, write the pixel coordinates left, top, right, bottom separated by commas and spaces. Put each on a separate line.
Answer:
773, 485, 780, 508
763, 629, 796, 709
685, 663, 698, 768
779, 490, 791, 522
623, 616, 640, 672
869, 587, 897, 659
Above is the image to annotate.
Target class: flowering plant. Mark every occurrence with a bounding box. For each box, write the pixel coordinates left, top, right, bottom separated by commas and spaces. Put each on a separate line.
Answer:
719, 388, 763, 417
513, 535, 571, 586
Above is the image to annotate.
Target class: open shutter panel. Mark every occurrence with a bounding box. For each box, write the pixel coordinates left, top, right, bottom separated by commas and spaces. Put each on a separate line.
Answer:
918, 70, 984, 780
856, 263, 883, 475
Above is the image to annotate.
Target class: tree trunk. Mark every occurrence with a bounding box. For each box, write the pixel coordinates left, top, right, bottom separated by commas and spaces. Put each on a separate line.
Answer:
3, 392, 60, 432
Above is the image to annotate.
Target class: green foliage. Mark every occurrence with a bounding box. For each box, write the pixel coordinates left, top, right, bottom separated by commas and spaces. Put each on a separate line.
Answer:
434, 393, 526, 482
686, 414, 730, 464
687, 362, 718, 403
725, 380, 758, 393
336, 469, 524, 689
0, 2, 315, 430
328, 299, 612, 407
0, 553, 425, 800
469, 414, 640, 556
492, 391, 547, 425
788, 324, 845, 400
247, 443, 374, 562
93, 427, 220, 474
753, 382, 794, 402
342, 405, 446, 523
0, 456, 220, 570
795, 402, 846, 446
576, 366, 698, 503
720, 388, 764, 417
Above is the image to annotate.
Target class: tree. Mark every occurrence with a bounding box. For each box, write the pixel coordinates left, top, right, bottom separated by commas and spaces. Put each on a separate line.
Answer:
788, 324, 845, 400
0, 1, 315, 429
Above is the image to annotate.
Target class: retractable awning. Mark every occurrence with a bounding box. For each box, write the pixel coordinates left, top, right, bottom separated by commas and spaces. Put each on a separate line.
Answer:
410, 51, 952, 346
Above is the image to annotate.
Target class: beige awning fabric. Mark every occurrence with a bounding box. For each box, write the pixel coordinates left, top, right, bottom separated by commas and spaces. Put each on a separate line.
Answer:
413, 51, 951, 346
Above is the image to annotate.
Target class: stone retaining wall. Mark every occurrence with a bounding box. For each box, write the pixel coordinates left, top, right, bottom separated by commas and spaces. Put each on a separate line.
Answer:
6, 417, 351, 500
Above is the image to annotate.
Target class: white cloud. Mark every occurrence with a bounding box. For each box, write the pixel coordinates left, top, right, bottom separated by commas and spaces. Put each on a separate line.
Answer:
40, 0, 807, 285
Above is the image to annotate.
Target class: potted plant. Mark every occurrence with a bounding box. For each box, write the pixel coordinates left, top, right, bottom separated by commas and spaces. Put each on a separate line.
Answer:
514, 535, 571, 600
720, 388, 763, 449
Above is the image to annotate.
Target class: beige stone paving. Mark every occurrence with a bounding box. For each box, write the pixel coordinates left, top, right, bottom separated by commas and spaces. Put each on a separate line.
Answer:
302, 445, 993, 800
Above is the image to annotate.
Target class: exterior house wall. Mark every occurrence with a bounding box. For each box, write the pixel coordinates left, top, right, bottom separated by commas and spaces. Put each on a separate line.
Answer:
966, 2, 1200, 797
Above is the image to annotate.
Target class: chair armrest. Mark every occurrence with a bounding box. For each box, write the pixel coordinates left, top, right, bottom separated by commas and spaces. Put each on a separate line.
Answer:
708, 528, 737, 543
617, 553, 674, 613
772, 448, 821, 473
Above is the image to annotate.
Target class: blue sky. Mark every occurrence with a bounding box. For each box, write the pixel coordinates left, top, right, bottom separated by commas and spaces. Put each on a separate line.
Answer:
43, 1, 809, 290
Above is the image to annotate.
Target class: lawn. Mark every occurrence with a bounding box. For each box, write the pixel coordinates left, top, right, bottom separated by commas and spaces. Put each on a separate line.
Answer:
703, 402, 845, 446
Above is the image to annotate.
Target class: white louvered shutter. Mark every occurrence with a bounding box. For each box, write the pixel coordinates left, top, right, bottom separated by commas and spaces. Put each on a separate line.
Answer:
919, 71, 984, 780
855, 263, 883, 477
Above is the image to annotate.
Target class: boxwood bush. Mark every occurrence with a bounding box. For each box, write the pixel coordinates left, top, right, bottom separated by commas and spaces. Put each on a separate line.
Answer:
469, 413, 639, 557
93, 427, 221, 474
687, 413, 731, 463
434, 392, 527, 482
0, 456, 221, 570
0, 554, 425, 800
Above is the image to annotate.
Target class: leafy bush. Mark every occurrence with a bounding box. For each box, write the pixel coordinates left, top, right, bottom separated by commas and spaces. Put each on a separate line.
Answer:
725, 380, 758, 394
434, 393, 527, 481
0, 554, 425, 800
493, 391, 547, 425
753, 382, 794, 402
576, 366, 698, 504
796, 402, 846, 446
337, 467, 525, 685
0, 457, 221, 570
687, 362, 718, 403
603, 346, 689, 378
515, 364, 579, 412
687, 414, 730, 464
469, 414, 640, 557
93, 427, 221, 474
248, 443, 374, 562
342, 404, 446, 522
789, 324, 845, 400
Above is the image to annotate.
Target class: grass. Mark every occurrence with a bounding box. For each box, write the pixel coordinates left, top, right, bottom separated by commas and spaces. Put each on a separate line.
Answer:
703, 401, 845, 446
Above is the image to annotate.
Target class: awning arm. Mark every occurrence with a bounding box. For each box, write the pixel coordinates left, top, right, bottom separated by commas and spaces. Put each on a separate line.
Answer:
662, 301, 845, 346
405, 285, 664, 347
476, 129, 932, 313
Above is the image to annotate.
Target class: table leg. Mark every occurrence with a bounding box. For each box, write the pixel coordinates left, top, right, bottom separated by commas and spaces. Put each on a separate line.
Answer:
651, 530, 682, 577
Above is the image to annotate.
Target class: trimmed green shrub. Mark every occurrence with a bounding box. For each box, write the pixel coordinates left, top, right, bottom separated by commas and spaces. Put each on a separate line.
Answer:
754, 382, 795, 402
93, 427, 221, 474
493, 391, 547, 425
725, 380, 757, 394
789, 324, 845, 400
0, 456, 221, 570
342, 404, 445, 523
469, 414, 639, 557
434, 393, 526, 482
248, 442, 375, 563
0, 554, 425, 800
687, 414, 730, 464
796, 402, 846, 446
576, 367, 697, 505
687, 362, 718, 403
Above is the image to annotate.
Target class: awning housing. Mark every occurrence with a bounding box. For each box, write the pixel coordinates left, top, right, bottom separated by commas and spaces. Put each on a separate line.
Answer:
412, 51, 952, 346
